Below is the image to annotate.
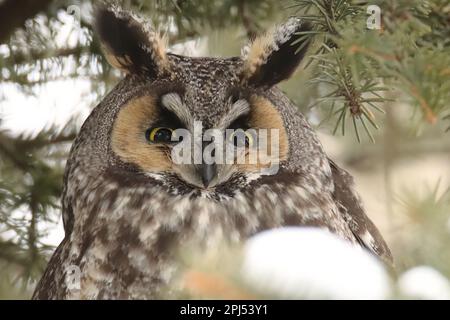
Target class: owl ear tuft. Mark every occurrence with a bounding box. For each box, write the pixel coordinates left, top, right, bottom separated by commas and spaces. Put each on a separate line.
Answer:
93, 4, 169, 76
240, 18, 311, 87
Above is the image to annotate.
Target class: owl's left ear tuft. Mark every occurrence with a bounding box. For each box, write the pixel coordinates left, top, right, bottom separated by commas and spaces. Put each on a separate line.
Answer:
240, 18, 311, 88
93, 4, 169, 77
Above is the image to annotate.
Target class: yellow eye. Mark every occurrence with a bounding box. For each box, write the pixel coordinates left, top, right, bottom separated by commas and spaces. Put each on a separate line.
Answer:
145, 127, 174, 143
228, 129, 255, 148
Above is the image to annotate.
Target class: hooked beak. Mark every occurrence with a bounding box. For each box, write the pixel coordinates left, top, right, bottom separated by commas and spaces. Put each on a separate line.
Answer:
200, 140, 217, 188
200, 163, 217, 188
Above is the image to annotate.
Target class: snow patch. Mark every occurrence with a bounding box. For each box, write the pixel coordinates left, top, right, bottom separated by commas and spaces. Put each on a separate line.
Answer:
398, 266, 450, 300
241, 227, 391, 299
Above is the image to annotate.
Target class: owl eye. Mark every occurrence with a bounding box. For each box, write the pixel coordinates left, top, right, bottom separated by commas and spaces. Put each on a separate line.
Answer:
228, 130, 254, 148
146, 127, 174, 143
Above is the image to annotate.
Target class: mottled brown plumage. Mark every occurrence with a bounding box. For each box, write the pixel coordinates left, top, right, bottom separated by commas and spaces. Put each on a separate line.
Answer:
33, 5, 392, 300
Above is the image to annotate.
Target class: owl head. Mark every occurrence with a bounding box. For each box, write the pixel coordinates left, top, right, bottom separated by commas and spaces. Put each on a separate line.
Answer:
70, 5, 326, 197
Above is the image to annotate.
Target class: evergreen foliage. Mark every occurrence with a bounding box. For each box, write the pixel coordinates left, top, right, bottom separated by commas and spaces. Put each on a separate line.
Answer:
0, 0, 449, 298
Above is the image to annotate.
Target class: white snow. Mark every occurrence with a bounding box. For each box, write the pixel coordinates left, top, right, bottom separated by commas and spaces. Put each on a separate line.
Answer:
241, 227, 391, 299
398, 266, 450, 300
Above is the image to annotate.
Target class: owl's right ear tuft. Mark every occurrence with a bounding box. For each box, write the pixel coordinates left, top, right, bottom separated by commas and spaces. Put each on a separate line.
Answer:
240, 18, 311, 88
93, 4, 169, 77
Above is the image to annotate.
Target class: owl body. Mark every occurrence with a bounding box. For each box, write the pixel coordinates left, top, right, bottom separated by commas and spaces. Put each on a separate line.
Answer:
33, 7, 392, 299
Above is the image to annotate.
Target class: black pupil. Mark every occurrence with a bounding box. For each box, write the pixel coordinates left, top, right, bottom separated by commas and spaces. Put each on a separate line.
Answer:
155, 128, 172, 142
150, 128, 173, 142
233, 132, 250, 147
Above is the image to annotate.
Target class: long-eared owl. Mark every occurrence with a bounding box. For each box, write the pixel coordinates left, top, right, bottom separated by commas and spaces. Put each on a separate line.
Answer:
33, 4, 392, 299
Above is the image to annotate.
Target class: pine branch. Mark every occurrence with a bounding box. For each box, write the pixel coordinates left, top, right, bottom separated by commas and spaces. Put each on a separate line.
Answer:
237, 0, 259, 40
0, 131, 76, 172
5, 45, 95, 66
27, 191, 39, 273
0, 0, 53, 44
0, 135, 33, 171
0, 242, 29, 268
292, 0, 450, 141
292, 1, 382, 142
